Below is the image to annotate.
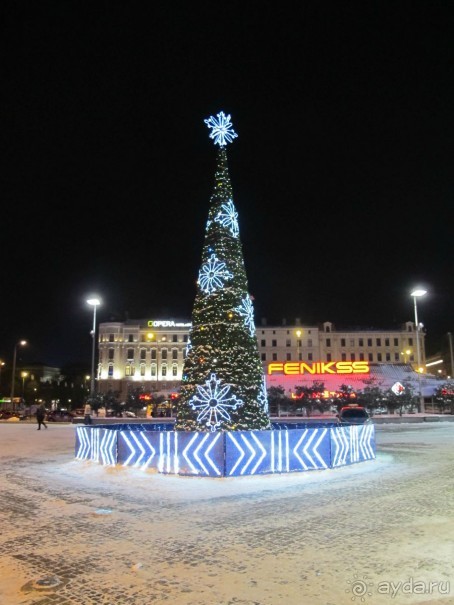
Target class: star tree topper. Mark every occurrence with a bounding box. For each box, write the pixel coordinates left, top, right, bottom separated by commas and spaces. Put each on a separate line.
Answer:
204, 111, 238, 146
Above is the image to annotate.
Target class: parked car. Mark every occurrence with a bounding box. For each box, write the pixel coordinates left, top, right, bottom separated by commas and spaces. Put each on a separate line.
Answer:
47, 410, 76, 422
0, 411, 27, 421
337, 405, 372, 425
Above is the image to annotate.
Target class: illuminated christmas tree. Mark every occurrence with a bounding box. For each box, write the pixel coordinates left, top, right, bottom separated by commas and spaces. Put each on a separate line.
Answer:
175, 112, 270, 432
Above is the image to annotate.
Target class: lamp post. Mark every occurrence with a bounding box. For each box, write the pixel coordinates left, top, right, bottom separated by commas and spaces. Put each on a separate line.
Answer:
295, 329, 302, 361
447, 332, 454, 378
0, 360, 5, 391
411, 288, 427, 413
87, 297, 101, 402
21, 371, 28, 400
10, 340, 27, 411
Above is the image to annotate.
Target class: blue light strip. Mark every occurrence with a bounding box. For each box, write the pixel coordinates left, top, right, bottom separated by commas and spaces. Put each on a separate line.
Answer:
77, 424, 375, 476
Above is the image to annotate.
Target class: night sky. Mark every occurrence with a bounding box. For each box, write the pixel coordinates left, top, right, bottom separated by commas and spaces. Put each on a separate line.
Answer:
2, 2, 453, 368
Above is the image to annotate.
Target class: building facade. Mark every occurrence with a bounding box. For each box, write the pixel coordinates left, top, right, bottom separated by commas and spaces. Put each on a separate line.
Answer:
96, 317, 426, 401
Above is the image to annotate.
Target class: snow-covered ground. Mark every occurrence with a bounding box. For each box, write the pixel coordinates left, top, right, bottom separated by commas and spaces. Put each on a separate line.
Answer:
0, 421, 453, 605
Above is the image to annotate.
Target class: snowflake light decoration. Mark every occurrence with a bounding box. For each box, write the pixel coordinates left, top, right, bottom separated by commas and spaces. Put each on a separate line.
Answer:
198, 253, 233, 294
236, 296, 255, 337
257, 377, 269, 414
215, 199, 239, 238
189, 373, 243, 431
204, 111, 238, 146
185, 336, 192, 355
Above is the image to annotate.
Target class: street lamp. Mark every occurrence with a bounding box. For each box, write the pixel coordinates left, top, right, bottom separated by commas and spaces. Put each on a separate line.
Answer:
411, 288, 427, 413
400, 349, 412, 364
87, 297, 101, 401
21, 371, 28, 399
295, 329, 302, 361
0, 360, 5, 391
10, 340, 27, 411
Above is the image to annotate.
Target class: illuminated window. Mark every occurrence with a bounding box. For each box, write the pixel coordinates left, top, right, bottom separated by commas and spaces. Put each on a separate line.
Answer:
140, 364, 146, 376
172, 364, 178, 377
125, 365, 132, 376
108, 364, 113, 376
162, 365, 167, 377
151, 364, 156, 377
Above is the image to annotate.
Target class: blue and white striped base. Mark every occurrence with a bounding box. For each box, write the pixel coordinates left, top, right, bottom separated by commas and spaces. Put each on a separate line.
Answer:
75, 423, 376, 477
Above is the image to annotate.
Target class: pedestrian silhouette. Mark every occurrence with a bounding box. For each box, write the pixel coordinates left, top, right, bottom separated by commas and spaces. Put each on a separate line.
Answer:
36, 405, 47, 430
84, 403, 92, 425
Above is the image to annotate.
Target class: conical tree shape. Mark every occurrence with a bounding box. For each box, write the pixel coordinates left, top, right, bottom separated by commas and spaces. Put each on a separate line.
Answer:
175, 121, 270, 432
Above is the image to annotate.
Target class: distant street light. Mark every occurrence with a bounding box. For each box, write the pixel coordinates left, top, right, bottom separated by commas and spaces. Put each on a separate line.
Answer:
10, 340, 27, 411
411, 288, 427, 413
295, 329, 302, 361
87, 297, 101, 401
0, 360, 5, 391
400, 349, 412, 364
21, 371, 28, 399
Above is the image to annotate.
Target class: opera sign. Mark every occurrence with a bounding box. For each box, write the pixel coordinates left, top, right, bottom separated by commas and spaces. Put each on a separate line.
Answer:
267, 361, 370, 376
